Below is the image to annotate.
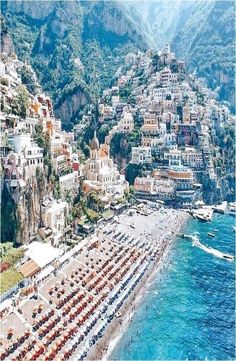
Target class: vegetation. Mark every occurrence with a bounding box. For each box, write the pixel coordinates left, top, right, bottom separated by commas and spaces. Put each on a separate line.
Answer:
126, 163, 152, 185
0, 246, 24, 266
172, 0, 235, 110
11, 85, 29, 118
84, 208, 100, 223
1, 183, 18, 245
0, 243, 25, 295
2, 1, 144, 125
1, 268, 24, 294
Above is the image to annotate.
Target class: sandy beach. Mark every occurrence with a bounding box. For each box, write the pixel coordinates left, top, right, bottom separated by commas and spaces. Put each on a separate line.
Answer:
86, 207, 189, 361
0, 205, 189, 361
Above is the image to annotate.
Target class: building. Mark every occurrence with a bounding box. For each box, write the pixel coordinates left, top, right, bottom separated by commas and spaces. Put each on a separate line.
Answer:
83, 131, 128, 197
24, 142, 44, 179
134, 177, 154, 193
182, 147, 204, 169
131, 147, 152, 164
142, 112, 159, 135
59, 171, 79, 197
41, 200, 69, 245
153, 178, 175, 200
6, 132, 44, 180
134, 176, 175, 201
164, 149, 182, 167
117, 111, 134, 133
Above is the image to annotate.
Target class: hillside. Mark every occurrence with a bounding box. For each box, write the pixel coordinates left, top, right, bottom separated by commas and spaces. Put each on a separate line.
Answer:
1, 0, 149, 129
2, 0, 235, 121
126, 0, 235, 110
172, 0, 235, 109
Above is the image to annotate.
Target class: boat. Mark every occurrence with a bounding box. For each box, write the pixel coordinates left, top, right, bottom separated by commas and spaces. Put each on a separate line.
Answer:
208, 232, 215, 237
222, 254, 234, 261
232, 226, 236, 233
192, 237, 234, 262
179, 233, 198, 241
195, 214, 211, 222
192, 208, 213, 222
213, 201, 227, 214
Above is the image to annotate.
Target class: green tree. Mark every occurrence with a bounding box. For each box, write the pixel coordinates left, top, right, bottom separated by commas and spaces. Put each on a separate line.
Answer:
11, 85, 29, 119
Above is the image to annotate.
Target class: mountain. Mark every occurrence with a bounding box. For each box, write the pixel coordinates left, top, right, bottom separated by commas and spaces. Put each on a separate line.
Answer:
172, 1, 235, 108
126, 0, 235, 111
1, 0, 150, 129
2, 0, 235, 121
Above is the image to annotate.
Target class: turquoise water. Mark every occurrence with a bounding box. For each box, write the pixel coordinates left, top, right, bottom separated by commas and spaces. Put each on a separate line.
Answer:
111, 214, 235, 360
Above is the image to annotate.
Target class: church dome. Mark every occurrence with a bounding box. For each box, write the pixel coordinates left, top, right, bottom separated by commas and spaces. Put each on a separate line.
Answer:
90, 130, 99, 150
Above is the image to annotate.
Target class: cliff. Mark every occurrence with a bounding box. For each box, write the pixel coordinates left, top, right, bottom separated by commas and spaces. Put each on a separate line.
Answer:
0, 16, 14, 55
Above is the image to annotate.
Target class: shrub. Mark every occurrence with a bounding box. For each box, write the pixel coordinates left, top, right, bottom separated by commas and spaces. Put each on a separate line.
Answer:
1, 268, 24, 294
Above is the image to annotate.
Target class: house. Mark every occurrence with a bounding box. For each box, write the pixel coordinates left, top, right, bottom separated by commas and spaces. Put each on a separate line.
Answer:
41, 200, 69, 245
117, 111, 134, 133
59, 171, 79, 197
182, 147, 204, 169
131, 147, 152, 164
134, 177, 154, 193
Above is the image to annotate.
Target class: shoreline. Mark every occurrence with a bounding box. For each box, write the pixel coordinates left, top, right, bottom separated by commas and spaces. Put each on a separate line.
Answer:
86, 210, 189, 361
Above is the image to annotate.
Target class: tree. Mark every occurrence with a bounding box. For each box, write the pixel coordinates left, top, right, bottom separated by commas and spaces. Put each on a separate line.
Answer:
54, 183, 61, 200
65, 190, 72, 204
85, 208, 100, 222
11, 85, 29, 119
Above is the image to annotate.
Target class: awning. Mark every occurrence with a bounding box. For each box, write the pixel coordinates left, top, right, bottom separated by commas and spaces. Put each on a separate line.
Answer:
18, 259, 40, 278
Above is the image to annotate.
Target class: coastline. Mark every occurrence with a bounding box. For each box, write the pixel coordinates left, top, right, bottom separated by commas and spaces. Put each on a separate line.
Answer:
86, 209, 189, 361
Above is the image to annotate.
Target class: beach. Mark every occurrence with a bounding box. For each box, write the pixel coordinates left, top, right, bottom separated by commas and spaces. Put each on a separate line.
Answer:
86, 206, 189, 361
0, 204, 189, 361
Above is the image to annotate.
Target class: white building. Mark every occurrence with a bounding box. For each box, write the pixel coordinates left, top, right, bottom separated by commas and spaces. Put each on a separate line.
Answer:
111, 95, 120, 107
59, 171, 79, 196
0, 61, 6, 76
164, 149, 182, 166
9, 132, 44, 179
117, 111, 134, 133
24, 142, 44, 178
131, 146, 152, 164
182, 147, 204, 169
42, 200, 69, 245
153, 178, 175, 200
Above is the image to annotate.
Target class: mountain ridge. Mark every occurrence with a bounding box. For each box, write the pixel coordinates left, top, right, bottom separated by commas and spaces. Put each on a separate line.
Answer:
1, 0, 150, 128
2, 0, 235, 124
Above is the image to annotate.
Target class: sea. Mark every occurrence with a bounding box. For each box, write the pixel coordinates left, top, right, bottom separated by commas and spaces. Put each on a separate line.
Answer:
111, 213, 235, 360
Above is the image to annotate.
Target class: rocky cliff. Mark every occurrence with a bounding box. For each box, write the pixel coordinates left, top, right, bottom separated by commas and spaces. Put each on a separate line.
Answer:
54, 85, 90, 130
0, 16, 14, 55
1, 175, 45, 245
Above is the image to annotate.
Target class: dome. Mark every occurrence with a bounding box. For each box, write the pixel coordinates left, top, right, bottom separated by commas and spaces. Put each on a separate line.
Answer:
90, 130, 99, 150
